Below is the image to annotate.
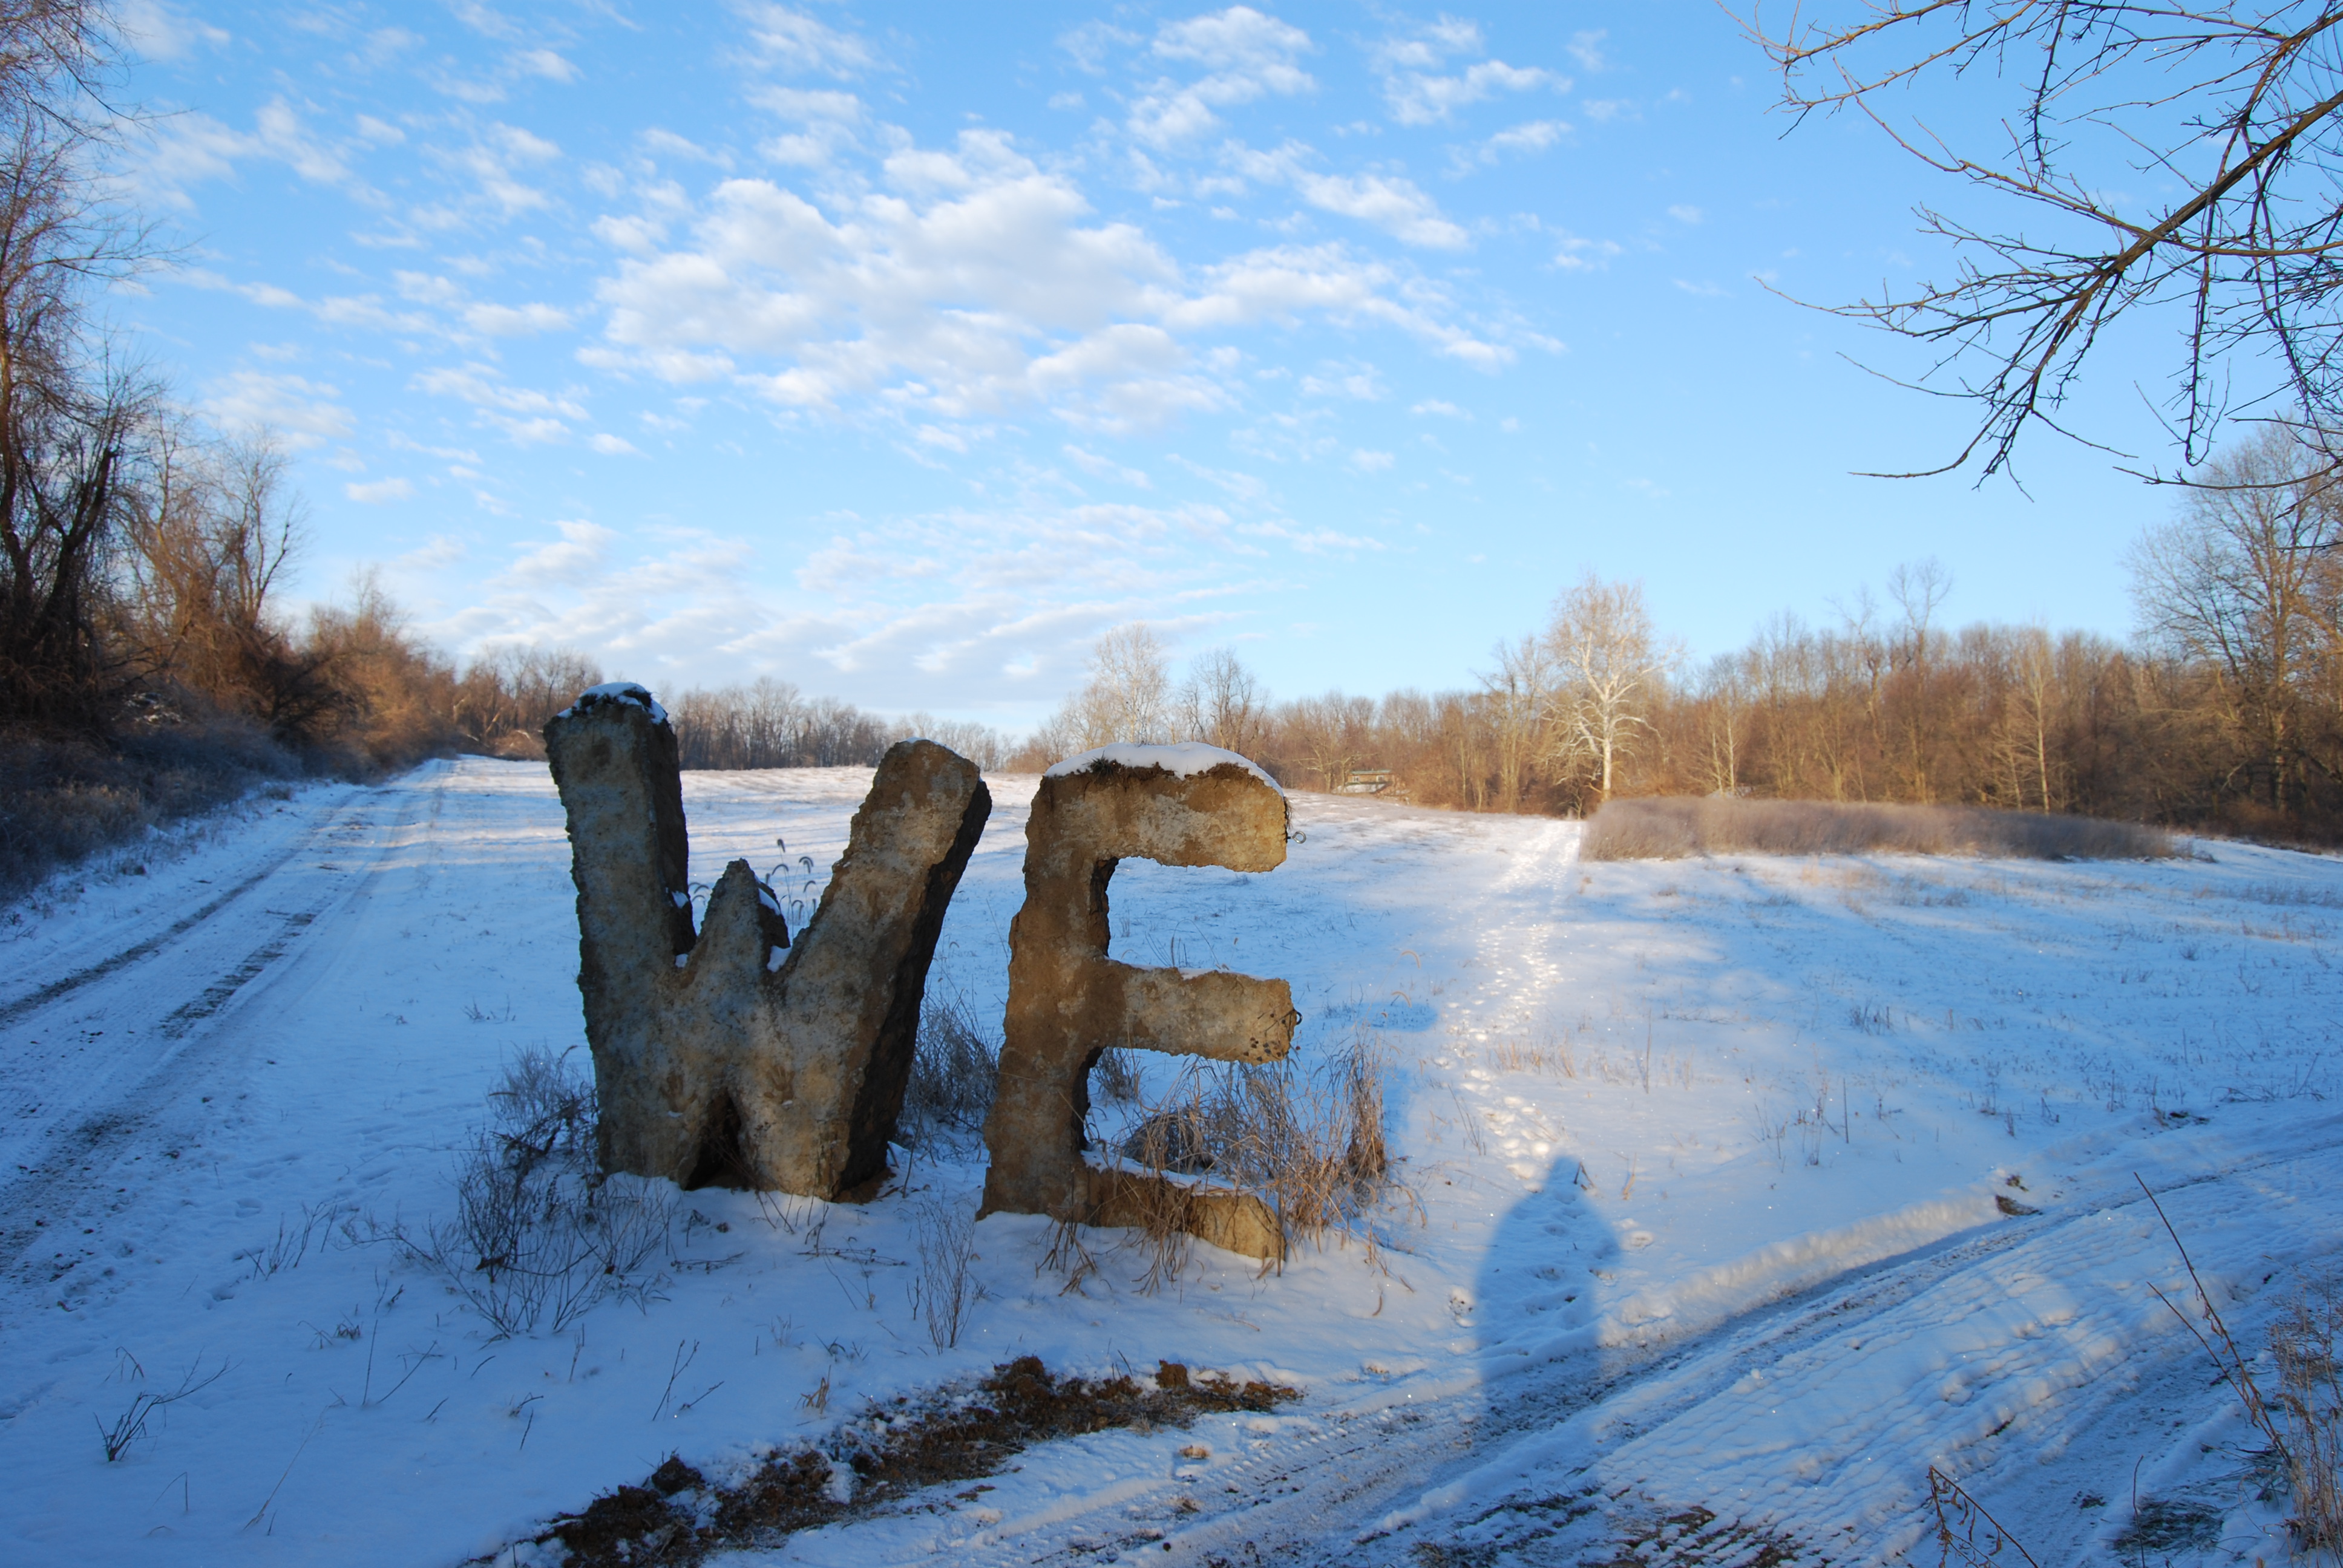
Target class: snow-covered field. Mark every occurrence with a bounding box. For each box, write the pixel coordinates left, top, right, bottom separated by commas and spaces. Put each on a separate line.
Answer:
3, 757, 2340, 1566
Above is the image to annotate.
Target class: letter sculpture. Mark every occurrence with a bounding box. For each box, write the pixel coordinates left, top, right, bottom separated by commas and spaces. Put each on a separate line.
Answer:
979, 743, 1297, 1260
543, 684, 989, 1200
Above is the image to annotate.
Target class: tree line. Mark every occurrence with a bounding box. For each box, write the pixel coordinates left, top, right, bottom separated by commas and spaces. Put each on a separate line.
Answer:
1017, 429, 2343, 844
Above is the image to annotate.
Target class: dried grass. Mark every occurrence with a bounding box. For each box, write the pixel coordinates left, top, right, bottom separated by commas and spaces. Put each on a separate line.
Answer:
2273, 1275, 2343, 1550
0, 716, 301, 901
1582, 795, 2172, 862
899, 988, 997, 1151
393, 1045, 672, 1339
1106, 1033, 1392, 1285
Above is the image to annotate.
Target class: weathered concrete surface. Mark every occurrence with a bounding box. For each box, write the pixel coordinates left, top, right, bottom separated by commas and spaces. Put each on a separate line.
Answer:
978, 751, 1295, 1259
545, 685, 989, 1198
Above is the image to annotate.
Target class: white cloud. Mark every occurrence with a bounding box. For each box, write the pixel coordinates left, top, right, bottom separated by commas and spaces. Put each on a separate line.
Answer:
120, 0, 229, 60
1301, 361, 1383, 400
428, 122, 562, 217
1291, 169, 1467, 249
465, 301, 573, 335
738, 3, 875, 76
1482, 120, 1568, 158
1384, 59, 1558, 126
395, 535, 467, 571
1127, 5, 1315, 148
1063, 445, 1153, 487
1553, 232, 1624, 271
1223, 140, 1469, 249
415, 363, 590, 443
1410, 399, 1470, 419
519, 48, 578, 82
137, 99, 376, 207
345, 477, 415, 503
1372, 19, 1561, 126
575, 113, 1513, 434
1569, 30, 1610, 72
1668, 204, 1703, 224
505, 520, 618, 586
1348, 448, 1394, 473
590, 432, 640, 455
200, 370, 356, 448
642, 128, 733, 167
1167, 242, 1509, 367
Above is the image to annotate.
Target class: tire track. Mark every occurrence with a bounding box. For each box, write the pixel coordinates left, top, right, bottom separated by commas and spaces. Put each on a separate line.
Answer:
0, 769, 445, 1278
0, 813, 334, 1028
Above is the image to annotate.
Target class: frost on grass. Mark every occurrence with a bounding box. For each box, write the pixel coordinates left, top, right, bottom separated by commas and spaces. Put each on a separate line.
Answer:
393, 1045, 673, 1339
1583, 795, 2172, 861
491, 1356, 1299, 1568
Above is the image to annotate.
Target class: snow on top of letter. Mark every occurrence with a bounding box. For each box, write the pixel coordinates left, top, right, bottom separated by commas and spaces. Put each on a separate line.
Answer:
1043, 742, 1279, 792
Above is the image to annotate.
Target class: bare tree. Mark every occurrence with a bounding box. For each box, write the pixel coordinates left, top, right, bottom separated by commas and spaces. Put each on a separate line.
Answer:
1479, 633, 1552, 811
1278, 690, 1377, 790
1694, 652, 1749, 795
1178, 645, 1270, 758
1741, 2, 2343, 485
1542, 573, 1676, 805
2132, 423, 2339, 809
1889, 558, 1953, 800
894, 711, 1013, 770
2010, 623, 2061, 811
0, 0, 156, 728
122, 428, 309, 718
1029, 622, 1174, 760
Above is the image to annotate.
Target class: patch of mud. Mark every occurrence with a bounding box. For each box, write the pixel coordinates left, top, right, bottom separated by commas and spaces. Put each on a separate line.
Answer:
486, 1355, 1301, 1567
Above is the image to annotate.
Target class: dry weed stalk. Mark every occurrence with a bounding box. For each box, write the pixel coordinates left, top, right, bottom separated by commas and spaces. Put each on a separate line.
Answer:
1928, 1465, 2041, 1568
908, 1199, 984, 1350
2131, 1177, 2343, 1549
2137, 1177, 2287, 1451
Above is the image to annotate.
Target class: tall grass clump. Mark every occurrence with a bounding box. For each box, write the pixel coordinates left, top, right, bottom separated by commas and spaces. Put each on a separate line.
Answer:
900, 989, 998, 1152
1114, 1033, 1391, 1249
2274, 1276, 2343, 1551
398, 1045, 672, 1339
1582, 796, 2172, 862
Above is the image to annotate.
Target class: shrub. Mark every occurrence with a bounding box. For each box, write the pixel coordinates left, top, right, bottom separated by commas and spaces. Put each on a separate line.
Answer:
399, 1045, 672, 1339
1581, 795, 2172, 861
0, 708, 301, 901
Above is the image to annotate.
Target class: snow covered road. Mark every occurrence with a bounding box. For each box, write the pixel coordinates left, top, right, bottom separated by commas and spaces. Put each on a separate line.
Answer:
1, 759, 2339, 1566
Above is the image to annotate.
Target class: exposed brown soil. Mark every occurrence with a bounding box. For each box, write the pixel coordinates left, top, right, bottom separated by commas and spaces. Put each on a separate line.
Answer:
493, 1356, 1300, 1568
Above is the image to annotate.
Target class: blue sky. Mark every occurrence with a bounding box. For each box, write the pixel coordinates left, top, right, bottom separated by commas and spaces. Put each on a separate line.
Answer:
117, 1, 2196, 728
